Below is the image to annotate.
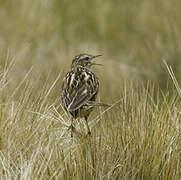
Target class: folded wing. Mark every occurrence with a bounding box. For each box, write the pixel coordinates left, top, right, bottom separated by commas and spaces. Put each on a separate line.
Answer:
61, 70, 99, 112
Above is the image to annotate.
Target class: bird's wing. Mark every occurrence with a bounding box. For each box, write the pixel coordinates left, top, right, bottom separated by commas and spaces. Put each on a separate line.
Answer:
62, 71, 99, 111
68, 84, 92, 111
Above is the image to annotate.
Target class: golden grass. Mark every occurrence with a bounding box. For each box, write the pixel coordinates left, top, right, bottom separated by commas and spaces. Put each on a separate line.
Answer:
0, 0, 181, 179
0, 54, 181, 179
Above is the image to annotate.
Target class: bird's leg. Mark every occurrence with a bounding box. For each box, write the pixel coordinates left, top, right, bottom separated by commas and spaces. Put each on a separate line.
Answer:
68, 117, 82, 138
68, 117, 74, 137
85, 117, 91, 136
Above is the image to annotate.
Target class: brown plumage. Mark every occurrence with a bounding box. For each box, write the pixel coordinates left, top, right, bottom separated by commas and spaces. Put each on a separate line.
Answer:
61, 53, 108, 136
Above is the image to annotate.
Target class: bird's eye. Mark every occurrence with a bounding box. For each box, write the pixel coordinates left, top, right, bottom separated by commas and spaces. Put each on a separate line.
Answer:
85, 57, 89, 60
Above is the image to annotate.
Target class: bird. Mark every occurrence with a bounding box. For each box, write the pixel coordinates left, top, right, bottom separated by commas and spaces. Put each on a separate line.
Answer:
61, 53, 109, 137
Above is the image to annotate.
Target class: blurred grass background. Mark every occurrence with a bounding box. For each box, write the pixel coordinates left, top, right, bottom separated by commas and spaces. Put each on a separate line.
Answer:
1, 0, 181, 89
0, 0, 181, 179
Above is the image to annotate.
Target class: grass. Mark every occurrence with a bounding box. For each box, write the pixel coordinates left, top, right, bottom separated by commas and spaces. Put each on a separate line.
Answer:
0, 0, 181, 179
0, 54, 181, 179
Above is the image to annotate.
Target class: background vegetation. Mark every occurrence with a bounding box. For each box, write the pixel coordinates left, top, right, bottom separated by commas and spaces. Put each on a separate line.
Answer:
0, 0, 181, 179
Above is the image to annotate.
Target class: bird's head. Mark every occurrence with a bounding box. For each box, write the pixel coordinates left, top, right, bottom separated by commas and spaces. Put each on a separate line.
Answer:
71, 53, 102, 70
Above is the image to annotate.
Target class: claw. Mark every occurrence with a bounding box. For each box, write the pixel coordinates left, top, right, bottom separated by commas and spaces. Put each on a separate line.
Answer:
68, 124, 82, 138
87, 131, 92, 137
68, 124, 74, 130
68, 124, 75, 137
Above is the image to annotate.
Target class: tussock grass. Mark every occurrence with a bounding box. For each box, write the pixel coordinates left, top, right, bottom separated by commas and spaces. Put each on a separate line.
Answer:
1, 0, 181, 179
0, 54, 180, 179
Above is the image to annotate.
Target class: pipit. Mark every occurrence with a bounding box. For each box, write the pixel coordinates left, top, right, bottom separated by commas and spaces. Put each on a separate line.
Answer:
61, 53, 109, 136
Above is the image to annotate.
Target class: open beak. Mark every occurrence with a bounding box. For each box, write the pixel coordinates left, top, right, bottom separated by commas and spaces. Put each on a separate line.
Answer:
91, 63, 103, 66
92, 55, 102, 59
91, 55, 103, 66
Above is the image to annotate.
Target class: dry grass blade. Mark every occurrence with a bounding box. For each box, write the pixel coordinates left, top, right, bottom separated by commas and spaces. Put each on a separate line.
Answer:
11, 66, 34, 98
90, 98, 121, 129
163, 59, 181, 98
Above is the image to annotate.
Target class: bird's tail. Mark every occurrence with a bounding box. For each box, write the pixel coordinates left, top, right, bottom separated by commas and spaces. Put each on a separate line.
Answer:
87, 101, 111, 107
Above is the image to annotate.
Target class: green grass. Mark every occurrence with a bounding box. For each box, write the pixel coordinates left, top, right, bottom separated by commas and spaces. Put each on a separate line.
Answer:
0, 0, 181, 179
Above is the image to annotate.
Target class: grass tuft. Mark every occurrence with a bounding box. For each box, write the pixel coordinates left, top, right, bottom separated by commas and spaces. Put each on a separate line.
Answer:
0, 54, 181, 179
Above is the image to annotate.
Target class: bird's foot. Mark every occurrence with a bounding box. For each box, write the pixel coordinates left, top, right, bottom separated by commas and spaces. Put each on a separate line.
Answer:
68, 124, 83, 138
86, 131, 92, 138
68, 124, 74, 130
68, 124, 75, 137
